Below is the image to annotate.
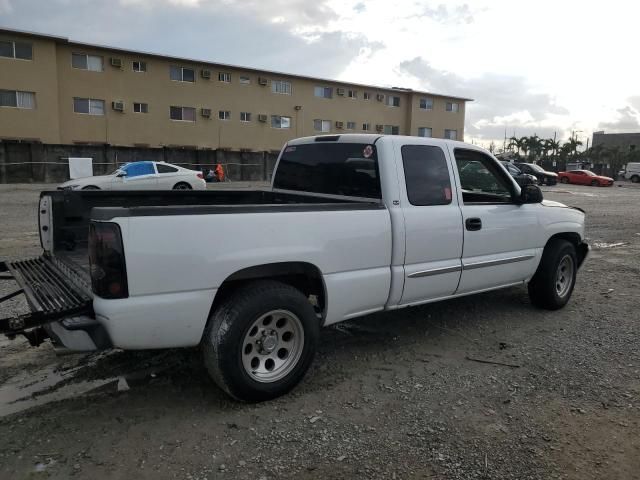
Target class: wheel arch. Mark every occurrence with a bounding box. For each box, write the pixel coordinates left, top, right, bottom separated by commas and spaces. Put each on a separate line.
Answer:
209, 261, 327, 325
545, 232, 588, 268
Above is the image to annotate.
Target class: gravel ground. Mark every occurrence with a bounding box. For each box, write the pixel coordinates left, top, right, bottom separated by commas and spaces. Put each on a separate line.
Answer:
0, 182, 639, 479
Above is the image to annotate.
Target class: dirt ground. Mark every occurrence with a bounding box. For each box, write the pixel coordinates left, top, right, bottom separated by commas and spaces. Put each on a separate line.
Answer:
0, 182, 639, 480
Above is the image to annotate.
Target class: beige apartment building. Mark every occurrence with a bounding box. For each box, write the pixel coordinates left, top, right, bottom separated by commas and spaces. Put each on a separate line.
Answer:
0, 28, 470, 152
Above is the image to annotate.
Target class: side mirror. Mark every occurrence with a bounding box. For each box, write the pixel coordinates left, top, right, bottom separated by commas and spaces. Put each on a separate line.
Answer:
115, 170, 126, 178
519, 184, 543, 204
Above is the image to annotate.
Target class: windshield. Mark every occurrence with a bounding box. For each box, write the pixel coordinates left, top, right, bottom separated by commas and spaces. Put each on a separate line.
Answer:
527, 164, 545, 173
582, 170, 595, 176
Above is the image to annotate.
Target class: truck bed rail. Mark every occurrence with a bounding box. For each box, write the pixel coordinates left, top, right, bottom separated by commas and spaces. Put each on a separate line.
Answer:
0, 257, 93, 335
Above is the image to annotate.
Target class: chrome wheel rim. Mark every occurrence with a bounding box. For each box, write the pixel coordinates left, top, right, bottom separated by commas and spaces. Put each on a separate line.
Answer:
555, 255, 574, 298
241, 309, 304, 383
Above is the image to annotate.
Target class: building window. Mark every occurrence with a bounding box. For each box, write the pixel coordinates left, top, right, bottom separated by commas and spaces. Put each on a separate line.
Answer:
444, 129, 458, 140
170, 106, 196, 121
346, 121, 356, 130
219, 110, 230, 120
362, 123, 370, 131
363, 92, 371, 100
240, 112, 251, 122
347, 89, 357, 99
132, 61, 147, 72
73, 97, 105, 115
72, 53, 103, 72
170, 66, 195, 82
313, 119, 331, 132
271, 80, 292, 95
239, 75, 251, 84
420, 98, 433, 110
384, 125, 400, 135
314, 86, 332, 99
418, 127, 432, 137
271, 115, 291, 129
446, 102, 459, 112
0, 90, 35, 109
0, 40, 33, 60
133, 102, 148, 113
387, 96, 400, 107
218, 72, 231, 83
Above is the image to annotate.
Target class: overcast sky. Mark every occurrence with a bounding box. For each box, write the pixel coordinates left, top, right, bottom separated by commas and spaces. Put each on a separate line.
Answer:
1, 0, 637, 147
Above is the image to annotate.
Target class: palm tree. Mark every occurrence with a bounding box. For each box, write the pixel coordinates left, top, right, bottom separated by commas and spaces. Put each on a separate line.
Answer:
525, 135, 543, 162
508, 136, 525, 156
566, 137, 583, 157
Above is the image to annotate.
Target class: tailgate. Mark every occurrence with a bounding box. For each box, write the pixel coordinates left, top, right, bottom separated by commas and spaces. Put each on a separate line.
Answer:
0, 256, 93, 335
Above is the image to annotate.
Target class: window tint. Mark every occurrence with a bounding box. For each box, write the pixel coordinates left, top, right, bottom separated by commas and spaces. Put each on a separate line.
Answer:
123, 162, 155, 177
0, 41, 12, 57
14, 42, 32, 59
454, 149, 514, 203
156, 163, 178, 174
274, 143, 381, 199
401, 145, 452, 206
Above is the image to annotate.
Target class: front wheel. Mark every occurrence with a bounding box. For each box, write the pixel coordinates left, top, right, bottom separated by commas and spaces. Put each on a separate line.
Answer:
560, 177, 570, 184
630, 175, 639, 183
528, 239, 577, 310
202, 280, 319, 402
173, 182, 192, 190
591, 180, 599, 187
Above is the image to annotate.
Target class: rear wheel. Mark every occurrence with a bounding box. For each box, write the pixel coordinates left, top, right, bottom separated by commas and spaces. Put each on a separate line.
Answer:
528, 239, 577, 310
560, 177, 570, 184
202, 280, 319, 402
631, 175, 640, 183
590, 180, 599, 186
82, 185, 100, 190
173, 182, 192, 190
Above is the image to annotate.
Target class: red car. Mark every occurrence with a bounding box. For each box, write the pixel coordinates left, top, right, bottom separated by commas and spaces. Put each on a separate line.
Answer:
558, 170, 614, 187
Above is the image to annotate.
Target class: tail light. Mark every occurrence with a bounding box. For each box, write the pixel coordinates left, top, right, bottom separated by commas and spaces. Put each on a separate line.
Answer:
88, 222, 128, 299
196, 172, 204, 179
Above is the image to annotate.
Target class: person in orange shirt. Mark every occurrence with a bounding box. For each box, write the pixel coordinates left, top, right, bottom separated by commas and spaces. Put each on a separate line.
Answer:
215, 163, 225, 182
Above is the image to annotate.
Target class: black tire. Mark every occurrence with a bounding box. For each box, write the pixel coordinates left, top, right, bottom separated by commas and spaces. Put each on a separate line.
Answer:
590, 180, 599, 187
560, 177, 569, 184
201, 280, 319, 402
630, 175, 639, 183
173, 182, 192, 190
82, 185, 100, 190
528, 239, 577, 310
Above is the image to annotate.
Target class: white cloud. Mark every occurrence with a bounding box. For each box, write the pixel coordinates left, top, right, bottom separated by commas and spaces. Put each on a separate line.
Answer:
1, 0, 639, 146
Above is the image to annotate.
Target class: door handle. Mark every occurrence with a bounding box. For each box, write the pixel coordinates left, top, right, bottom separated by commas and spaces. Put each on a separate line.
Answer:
465, 217, 482, 231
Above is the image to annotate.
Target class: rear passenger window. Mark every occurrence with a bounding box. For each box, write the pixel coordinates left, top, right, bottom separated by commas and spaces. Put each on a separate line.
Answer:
401, 145, 452, 206
156, 163, 178, 173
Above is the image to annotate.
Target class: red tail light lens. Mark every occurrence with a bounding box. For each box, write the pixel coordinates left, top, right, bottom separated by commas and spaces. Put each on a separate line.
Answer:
196, 172, 204, 179
88, 222, 129, 299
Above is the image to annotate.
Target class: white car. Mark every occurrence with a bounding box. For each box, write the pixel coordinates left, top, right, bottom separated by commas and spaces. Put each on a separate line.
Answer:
622, 162, 640, 183
58, 161, 206, 190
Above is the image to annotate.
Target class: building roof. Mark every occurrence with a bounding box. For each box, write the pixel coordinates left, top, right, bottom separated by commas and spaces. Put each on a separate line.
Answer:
0, 26, 473, 102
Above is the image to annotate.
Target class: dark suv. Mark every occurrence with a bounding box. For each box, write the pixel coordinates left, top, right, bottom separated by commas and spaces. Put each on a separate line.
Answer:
515, 163, 558, 185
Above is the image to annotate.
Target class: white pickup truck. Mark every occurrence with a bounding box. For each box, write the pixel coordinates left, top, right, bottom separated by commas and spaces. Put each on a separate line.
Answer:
1, 134, 588, 401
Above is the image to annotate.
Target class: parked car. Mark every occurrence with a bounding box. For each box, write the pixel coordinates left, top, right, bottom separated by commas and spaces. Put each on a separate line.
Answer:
621, 162, 640, 183
58, 161, 206, 190
500, 161, 538, 186
558, 170, 614, 187
2, 134, 588, 402
514, 162, 558, 185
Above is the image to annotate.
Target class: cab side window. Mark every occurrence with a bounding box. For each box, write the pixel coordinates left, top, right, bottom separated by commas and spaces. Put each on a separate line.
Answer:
123, 162, 155, 178
454, 149, 514, 203
401, 145, 452, 206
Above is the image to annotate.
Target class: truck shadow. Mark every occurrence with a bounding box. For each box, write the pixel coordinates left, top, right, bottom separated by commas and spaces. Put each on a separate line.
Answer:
1, 285, 555, 417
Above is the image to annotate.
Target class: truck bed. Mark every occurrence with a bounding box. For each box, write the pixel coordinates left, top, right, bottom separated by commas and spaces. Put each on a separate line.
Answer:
47, 189, 382, 278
